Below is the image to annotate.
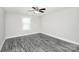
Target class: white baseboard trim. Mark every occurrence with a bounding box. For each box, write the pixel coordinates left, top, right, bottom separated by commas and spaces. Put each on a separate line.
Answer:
5, 32, 79, 45
5, 32, 40, 39
0, 39, 6, 51
42, 32, 79, 45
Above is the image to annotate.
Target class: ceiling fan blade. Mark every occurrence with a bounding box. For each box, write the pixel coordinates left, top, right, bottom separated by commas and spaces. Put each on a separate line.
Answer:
32, 7, 39, 11
40, 8, 46, 10
32, 7, 36, 10
39, 10, 44, 13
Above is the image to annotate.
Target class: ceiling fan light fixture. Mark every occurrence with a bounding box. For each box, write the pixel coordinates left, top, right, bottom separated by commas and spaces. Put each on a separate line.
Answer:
34, 11, 40, 14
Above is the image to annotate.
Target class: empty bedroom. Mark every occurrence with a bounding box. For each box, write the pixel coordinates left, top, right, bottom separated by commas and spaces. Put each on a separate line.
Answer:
0, 7, 79, 52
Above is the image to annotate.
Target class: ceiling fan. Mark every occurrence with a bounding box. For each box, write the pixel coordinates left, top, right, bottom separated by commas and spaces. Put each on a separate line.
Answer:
28, 7, 46, 14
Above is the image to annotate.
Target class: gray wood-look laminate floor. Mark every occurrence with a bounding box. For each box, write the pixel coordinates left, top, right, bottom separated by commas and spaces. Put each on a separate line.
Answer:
1, 33, 79, 52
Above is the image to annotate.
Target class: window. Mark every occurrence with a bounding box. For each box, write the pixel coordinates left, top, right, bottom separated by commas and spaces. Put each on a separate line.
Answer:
22, 17, 31, 30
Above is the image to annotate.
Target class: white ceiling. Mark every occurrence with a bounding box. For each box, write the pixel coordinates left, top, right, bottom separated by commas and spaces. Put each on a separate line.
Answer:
3, 7, 62, 15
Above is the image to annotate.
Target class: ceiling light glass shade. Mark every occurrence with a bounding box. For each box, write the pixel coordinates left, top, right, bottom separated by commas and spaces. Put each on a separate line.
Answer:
34, 11, 40, 14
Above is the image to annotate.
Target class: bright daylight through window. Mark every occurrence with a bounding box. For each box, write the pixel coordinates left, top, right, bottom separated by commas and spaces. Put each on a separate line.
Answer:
22, 17, 31, 31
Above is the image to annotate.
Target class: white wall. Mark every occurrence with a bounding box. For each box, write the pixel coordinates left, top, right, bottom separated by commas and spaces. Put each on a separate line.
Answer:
0, 8, 5, 50
42, 7, 79, 44
5, 7, 79, 45
5, 12, 41, 38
